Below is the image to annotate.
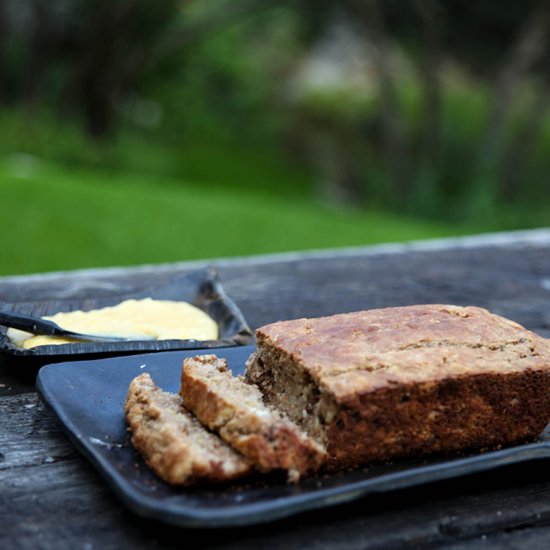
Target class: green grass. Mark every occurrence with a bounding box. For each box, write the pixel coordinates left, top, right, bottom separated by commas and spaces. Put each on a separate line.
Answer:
0, 159, 486, 277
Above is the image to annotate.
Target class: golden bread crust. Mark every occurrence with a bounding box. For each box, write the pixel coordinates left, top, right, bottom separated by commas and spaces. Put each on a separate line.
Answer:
249, 305, 550, 469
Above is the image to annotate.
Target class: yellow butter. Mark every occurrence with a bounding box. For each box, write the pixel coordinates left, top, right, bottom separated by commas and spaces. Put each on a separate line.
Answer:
7, 298, 218, 348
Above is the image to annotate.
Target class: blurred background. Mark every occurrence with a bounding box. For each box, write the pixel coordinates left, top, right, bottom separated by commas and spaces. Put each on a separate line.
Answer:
1, 0, 549, 276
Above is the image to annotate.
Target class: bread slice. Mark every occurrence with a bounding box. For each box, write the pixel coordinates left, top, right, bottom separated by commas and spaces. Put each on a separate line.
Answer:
125, 373, 252, 485
180, 355, 327, 481
246, 304, 550, 470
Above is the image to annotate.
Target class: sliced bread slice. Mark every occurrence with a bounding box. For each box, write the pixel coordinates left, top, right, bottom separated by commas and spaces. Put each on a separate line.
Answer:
125, 373, 252, 485
180, 355, 327, 481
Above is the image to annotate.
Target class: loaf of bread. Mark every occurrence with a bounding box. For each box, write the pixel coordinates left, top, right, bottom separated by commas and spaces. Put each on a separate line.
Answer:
125, 373, 252, 485
180, 355, 326, 481
246, 304, 550, 469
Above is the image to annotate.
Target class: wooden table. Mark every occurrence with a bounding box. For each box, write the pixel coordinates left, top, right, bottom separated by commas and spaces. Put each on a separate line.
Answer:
2, 229, 550, 549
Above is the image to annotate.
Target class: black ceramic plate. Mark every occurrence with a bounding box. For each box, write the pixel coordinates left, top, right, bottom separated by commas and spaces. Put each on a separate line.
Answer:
37, 345, 550, 528
0, 268, 252, 362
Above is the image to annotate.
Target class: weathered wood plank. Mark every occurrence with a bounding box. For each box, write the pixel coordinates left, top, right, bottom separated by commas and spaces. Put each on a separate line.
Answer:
0, 358, 40, 397
0, 394, 76, 469
444, 525, 550, 550
3, 446, 550, 549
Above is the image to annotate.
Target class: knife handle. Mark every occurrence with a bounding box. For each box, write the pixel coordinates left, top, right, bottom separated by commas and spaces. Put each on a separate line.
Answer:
0, 310, 65, 336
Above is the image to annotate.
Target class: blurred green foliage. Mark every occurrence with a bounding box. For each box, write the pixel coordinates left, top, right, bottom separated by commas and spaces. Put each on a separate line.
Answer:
1, 0, 549, 275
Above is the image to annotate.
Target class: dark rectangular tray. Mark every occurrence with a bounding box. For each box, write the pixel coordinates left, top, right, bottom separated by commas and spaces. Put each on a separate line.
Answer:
0, 268, 252, 362
36, 345, 550, 528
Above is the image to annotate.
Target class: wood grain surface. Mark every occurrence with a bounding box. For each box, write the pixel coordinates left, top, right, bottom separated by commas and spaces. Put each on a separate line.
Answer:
1, 230, 550, 549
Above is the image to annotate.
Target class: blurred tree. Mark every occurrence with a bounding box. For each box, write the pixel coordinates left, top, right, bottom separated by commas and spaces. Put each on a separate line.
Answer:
1, 0, 549, 220
290, 0, 550, 213
67, 0, 183, 137
0, 1, 6, 100
479, 1, 550, 204
2, 0, 268, 137
1, 0, 178, 135
343, 0, 410, 203
25, 0, 54, 107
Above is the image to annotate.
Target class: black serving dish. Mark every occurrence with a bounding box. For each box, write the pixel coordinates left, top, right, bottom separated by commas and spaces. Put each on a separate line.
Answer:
37, 345, 550, 528
0, 268, 252, 362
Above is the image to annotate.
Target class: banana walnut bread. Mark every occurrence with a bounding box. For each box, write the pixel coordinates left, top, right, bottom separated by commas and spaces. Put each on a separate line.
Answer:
245, 304, 550, 470
125, 373, 252, 485
180, 355, 326, 481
